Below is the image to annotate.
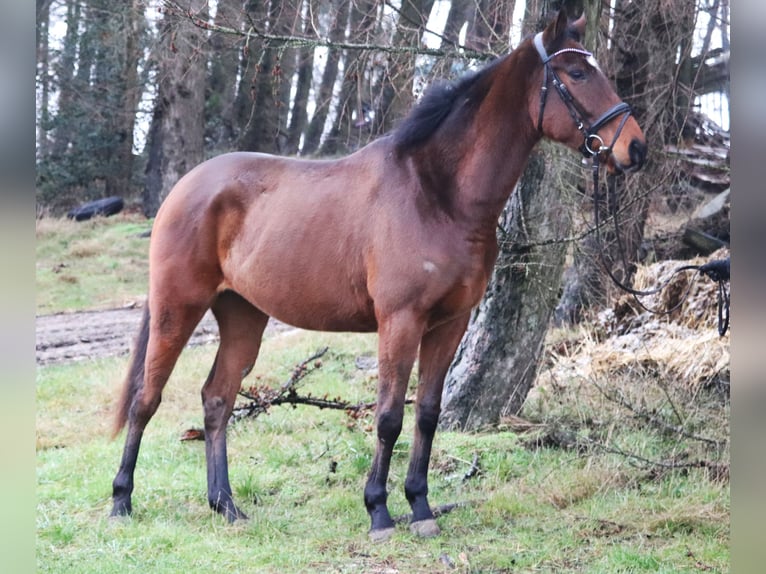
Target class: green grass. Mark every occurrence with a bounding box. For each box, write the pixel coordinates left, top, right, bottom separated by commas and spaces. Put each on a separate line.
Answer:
35, 214, 153, 313
37, 330, 729, 573
36, 217, 729, 572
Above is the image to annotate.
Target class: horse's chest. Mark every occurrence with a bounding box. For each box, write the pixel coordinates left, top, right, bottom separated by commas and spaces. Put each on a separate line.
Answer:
435, 268, 491, 317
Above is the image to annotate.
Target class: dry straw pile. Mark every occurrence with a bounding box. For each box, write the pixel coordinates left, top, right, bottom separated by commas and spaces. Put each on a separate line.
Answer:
539, 248, 730, 392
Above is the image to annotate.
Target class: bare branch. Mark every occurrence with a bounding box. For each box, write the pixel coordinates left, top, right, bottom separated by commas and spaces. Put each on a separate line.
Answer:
585, 437, 726, 475
590, 379, 726, 449
231, 346, 412, 423
162, 0, 494, 61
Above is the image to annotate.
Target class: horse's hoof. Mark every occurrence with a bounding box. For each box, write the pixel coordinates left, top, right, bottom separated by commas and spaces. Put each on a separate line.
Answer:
409, 518, 440, 538
109, 501, 132, 518
222, 506, 249, 523
368, 526, 396, 543
210, 496, 249, 522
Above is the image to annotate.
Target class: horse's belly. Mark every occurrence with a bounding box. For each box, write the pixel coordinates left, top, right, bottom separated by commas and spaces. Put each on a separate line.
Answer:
254, 293, 377, 332
227, 261, 377, 332
275, 309, 378, 333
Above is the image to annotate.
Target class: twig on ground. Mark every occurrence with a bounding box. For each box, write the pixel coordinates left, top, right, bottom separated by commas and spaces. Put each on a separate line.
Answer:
584, 436, 726, 476
590, 378, 725, 449
463, 453, 482, 482
182, 347, 413, 437
233, 346, 418, 422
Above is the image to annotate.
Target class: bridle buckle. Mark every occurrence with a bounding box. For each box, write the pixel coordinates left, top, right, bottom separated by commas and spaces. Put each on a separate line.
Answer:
584, 133, 606, 156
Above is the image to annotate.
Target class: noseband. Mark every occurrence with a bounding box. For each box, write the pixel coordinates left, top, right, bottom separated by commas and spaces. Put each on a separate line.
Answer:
533, 33, 631, 159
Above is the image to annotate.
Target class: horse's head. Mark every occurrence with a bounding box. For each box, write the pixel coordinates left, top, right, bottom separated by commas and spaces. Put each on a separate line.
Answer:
531, 10, 646, 173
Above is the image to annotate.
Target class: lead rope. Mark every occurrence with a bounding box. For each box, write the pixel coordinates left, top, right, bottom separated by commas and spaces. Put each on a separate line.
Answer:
590, 154, 730, 335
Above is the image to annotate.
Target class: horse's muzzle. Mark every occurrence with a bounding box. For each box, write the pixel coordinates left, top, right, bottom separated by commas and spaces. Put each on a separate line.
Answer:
609, 137, 647, 173
629, 138, 647, 170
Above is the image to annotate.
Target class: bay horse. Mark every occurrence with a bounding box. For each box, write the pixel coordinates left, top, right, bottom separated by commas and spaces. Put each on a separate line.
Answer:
111, 10, 646, 541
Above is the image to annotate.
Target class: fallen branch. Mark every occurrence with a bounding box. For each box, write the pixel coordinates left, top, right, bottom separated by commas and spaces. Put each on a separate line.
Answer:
590, 379, 726, 449
232, 346, 332, 421
583, 437, 728, 479
181, 347, 413, 440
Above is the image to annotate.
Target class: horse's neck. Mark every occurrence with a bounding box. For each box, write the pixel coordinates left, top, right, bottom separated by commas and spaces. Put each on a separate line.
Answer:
415, 51, 541, 234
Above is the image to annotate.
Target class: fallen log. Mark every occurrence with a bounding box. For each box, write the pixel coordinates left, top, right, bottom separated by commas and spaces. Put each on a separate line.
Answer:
67, 196, 124, 221
681, 228, 728, 255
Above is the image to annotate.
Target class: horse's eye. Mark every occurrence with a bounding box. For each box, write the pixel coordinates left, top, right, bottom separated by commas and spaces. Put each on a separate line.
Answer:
569, 69, 586, 81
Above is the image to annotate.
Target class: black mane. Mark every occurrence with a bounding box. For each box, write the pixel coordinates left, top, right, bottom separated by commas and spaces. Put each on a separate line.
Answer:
392, 58, 501, 153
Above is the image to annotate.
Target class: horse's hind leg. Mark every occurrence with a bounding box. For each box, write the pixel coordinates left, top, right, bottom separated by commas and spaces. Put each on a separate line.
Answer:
204, 290, 269, 522
111, 298, 209, 517
405, 312, 471, 538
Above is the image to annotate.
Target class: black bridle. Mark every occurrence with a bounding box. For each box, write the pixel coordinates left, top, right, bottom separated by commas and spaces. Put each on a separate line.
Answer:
533, 32, 632, 160
533, 33, 730, 336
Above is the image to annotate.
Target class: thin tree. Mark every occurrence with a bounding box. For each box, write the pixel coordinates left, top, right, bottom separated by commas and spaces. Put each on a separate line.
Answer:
371, 0, 436, 135
206, 0, 245, 151
285, 0, 317, 154
318, 0, 379, 155
301, 0, 351, 155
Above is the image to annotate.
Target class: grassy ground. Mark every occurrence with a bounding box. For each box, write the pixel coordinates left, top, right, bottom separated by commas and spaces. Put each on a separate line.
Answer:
35, 214, 152, 313
36, 216, 729, 573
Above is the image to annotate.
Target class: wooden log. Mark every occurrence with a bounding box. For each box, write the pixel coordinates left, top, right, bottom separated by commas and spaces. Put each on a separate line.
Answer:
682, 228, 728, 255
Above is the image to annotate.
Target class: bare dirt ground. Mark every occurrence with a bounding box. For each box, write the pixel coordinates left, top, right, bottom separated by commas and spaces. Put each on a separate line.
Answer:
35, 307, 287, 366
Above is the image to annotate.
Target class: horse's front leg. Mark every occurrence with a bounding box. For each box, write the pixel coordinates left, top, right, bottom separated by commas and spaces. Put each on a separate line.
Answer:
405, 313, 471, 538
364, 311, 424, 542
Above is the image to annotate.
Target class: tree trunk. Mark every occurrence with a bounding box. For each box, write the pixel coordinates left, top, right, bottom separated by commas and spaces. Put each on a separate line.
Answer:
285, 45, 315, 154
206, 0, 245, 151
438, 1, 580, 431
466, 0, 514, 53
100, 0, 143, 198
238, 0, 295, 153
232, 0, 266, 142
273, 1, 304, 150
372, 0, 435, 135
301, 0, 350, 155
50, 0, 82, 159
143, 1, 208, 217
440, 0, 472, 49
440, 145, 577, 431
318, 0, 378, 155
36, 0, 52, 158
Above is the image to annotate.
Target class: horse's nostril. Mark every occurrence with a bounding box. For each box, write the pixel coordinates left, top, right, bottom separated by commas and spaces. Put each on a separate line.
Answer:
629, 139, 647, 168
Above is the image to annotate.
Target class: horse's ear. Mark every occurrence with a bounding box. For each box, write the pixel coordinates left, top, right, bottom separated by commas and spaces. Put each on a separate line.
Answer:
571, 14, 587, 39
543, 9, 570, 47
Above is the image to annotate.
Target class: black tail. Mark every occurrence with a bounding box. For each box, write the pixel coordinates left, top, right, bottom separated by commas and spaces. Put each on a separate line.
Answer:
112, 302, 150, 438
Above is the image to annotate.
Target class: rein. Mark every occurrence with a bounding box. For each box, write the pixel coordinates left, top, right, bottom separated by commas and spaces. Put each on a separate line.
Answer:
533, 33, 731, 336
590, 154, 730, 336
